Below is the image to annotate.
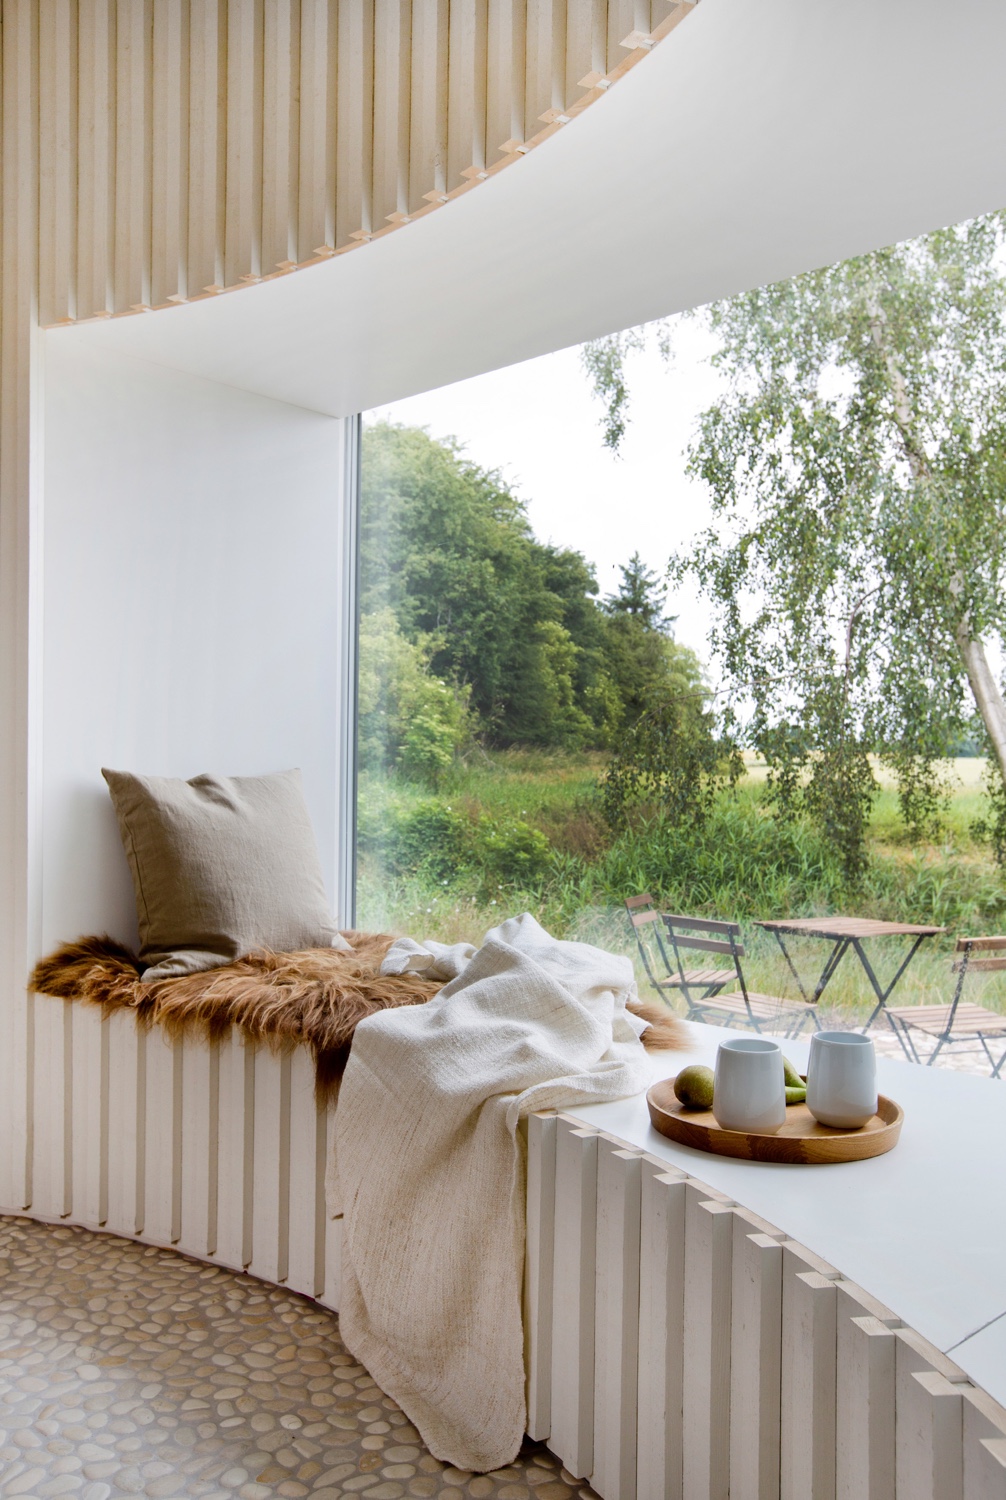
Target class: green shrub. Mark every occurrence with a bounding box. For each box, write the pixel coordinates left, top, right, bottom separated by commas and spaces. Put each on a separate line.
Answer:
473, 819, 552, 886
358, 609, 471, 786
399, 698, 464, 784
368, 800, 471, 883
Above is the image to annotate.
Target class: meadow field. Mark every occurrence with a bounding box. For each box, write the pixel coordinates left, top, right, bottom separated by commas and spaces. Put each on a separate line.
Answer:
356, 752, 1006, 1028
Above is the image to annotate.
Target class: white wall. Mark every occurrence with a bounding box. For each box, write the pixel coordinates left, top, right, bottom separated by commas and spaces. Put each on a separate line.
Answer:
41, 336, 351, 953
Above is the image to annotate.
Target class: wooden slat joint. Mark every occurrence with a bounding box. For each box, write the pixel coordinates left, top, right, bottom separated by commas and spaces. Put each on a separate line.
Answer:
620, 31, 655, 51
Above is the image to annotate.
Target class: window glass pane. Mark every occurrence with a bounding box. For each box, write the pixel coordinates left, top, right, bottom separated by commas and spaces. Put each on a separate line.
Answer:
354, 282, 1006, 1072
353, 341, 715, 970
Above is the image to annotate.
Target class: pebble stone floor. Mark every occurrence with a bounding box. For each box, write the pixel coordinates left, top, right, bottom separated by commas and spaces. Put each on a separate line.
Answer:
0, 1218, 595, 1500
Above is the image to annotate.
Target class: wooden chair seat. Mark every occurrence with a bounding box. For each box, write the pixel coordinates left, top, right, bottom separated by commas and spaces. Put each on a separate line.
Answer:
695, 991, 814, 1021
887, 1002, 1006, 1039
655, 967, 735, 991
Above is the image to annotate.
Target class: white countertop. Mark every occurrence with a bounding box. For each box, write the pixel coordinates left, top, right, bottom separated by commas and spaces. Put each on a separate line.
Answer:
564, 1022, 1006, 1403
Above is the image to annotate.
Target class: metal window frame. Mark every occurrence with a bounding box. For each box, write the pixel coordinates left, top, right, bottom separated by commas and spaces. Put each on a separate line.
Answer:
335, 412, 361, 929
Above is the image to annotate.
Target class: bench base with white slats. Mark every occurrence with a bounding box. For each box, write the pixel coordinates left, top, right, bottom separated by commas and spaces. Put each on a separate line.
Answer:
528, 1111, 1006, 1500
3, 1008, 342, 1311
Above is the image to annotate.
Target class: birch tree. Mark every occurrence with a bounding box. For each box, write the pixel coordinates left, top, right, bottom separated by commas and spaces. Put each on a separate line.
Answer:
585, 213, 1006, 873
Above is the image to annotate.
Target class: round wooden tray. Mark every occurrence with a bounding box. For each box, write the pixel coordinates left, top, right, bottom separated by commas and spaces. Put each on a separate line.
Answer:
646, 1075, 903, 1164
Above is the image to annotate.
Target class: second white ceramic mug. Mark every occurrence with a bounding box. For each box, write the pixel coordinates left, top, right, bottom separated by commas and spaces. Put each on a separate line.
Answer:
806, 1031, 878, 1129
713, 1037, 786, 1134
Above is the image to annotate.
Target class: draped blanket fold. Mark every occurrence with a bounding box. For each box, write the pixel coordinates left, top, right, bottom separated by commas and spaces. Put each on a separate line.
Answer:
334, 913, 662, 1473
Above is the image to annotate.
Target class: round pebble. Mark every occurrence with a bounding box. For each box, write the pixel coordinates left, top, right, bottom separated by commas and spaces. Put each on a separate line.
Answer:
0, 1215, 571, 1500
5, 1469, 46, 1496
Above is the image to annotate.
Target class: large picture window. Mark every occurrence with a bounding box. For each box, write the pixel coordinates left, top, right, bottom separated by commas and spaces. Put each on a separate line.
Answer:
353, 227, 1006, 1072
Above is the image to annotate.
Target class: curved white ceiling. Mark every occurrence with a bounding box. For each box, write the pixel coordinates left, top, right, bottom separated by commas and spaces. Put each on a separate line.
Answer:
62, 0, 1006, 417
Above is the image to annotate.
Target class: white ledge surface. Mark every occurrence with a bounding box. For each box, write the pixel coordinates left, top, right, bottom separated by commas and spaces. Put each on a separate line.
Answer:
565, 1020, 1006, 1403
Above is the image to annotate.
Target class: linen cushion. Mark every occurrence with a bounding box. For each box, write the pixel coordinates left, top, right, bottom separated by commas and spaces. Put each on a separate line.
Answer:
102, 766, 344, 980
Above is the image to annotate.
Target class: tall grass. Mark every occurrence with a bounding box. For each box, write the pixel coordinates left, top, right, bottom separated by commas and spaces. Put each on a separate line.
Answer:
356, 752, 1006, 1024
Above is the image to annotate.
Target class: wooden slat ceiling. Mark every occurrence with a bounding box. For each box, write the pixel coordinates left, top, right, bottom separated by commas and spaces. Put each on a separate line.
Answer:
37, 0, 695, 328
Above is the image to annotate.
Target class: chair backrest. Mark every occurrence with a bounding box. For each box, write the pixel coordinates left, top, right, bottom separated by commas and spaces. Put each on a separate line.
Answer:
944, 935, 1006, 1027
661, 913, 745, 958
661, 913, 749, 1006
953, 936, 1006, 973
624, 893, 675, 992
625, 893, 661, 928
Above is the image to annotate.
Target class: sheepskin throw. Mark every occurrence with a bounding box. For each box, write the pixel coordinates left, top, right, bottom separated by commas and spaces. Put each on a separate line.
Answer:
335, 913, 681, 1472
29, 932, 439, 1102
29, 930, 685, 1104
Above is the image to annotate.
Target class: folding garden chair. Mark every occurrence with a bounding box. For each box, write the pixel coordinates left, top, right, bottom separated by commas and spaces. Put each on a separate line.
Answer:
661, 912, 818, 1037
885, 935, 1006, 1074
624, 896, 816, 1037
625, 894, 735, 1006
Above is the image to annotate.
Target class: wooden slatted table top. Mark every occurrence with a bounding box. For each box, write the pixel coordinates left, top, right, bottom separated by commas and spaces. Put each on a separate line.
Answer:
756, 916, 945, 939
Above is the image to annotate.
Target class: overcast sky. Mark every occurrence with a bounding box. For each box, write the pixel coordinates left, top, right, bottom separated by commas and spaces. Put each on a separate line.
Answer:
366, 316, 727, 666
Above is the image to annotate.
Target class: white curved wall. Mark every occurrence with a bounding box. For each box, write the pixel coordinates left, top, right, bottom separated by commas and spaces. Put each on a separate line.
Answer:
0, 332, 355, 1221
40, 336, 351, 951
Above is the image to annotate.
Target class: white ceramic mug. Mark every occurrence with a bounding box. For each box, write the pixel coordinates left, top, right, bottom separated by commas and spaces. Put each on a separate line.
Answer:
713, 1038, 786, 1134
806, 1031, 878, 1129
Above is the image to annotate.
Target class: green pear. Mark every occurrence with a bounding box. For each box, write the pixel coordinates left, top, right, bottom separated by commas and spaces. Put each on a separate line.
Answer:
673, 1064, 715, 1111
785, 1085, 807, 1105
782, 1055, 804, 1089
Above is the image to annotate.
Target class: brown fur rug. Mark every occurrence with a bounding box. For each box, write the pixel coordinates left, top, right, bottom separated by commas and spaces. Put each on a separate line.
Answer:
29, 933, 687, 1103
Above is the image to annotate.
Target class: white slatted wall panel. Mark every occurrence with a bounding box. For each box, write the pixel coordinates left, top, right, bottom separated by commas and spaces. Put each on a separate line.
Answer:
592, 1136, 643, 1500
26, 0, 695, 327
0, 0, 43, 1222
531, 1114, 1006, 1500
636, 1158, 686, 1500
3, 1004, 342, 1312
524, 1112, 557, 1442
549, 1121, 598, 1478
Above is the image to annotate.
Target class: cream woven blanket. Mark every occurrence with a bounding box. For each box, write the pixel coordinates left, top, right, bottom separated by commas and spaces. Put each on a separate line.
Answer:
333, 913, 651, 1471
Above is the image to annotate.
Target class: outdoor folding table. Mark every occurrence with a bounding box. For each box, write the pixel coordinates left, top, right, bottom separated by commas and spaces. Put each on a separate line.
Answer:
754, 916, 945, 1059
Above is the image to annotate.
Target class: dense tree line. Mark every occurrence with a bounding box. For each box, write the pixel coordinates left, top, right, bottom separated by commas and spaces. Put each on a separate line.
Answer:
359, 421, 704, 777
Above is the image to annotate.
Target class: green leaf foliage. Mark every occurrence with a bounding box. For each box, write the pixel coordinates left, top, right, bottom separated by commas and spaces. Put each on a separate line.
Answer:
358, 792, 551, 893
600, 689, 743, 830
357, 609, 472, 787
585, 213, 1006, 878
581, 329, 646, 450
361, 421, 708, 762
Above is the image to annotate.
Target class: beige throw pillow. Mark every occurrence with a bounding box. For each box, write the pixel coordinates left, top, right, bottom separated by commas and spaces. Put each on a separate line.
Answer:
102, 767, 345, 980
